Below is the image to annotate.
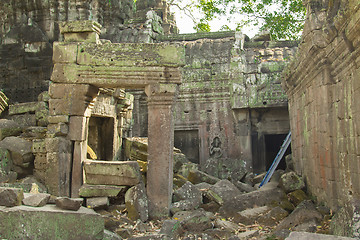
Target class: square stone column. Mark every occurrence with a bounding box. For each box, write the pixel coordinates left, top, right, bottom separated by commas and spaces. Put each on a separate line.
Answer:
145, 84, 177, 219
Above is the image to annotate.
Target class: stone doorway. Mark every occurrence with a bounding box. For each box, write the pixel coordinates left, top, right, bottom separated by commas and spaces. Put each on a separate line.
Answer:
174, 130, 200, 164
264, 134, 290, 170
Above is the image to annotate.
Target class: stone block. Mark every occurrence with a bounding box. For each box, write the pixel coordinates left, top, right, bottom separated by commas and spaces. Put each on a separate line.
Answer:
53, 42, 78, 63
125, 183, 148, 222
8, 102, 38, 115
188, 169, 220, 185
285, 232, 356, 240
7, 114, 37, 127
69, 116, 87, 141
34, 153, 48, 170
49, 98, 92, 116
22, 193, 50, 207
0, 119, 22, 140
47, 123, 69, 136
279, 171, 306, 193
79, 184, 127, 197
0, 187, 24, 207
86, 197, 109, 209
49, 83, 99, 100
0, 137, 34, 167
48, 115, 70, 124
56, 197, 83, 211
0, 205, 104, 240
173, 181, 202, 205
234, 206, 271, 225
159, 220, 182, 239
83, 160, 142, 186
32, 140, 46, 153
210, 180, 242, 201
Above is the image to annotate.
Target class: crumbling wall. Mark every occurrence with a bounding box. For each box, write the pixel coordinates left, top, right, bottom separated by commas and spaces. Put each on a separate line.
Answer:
131, 32, 297, 176
282, 0, 360, 211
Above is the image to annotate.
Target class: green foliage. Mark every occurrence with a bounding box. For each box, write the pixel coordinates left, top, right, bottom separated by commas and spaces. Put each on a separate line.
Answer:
178, 0, 306, 40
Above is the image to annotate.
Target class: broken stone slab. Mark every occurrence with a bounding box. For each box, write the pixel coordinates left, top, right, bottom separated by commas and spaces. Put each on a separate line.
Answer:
288, 189, 309, 206
79, 184, 127, 197
171, 199, 201, 214
219, 187, 286, 217
179, 209, 215, 233
234, 206, 271, 225
188, 169, 220, 185
0, 119, 22, 140
204, 229, 234, 239
22, 193, 50, 207
84, 160, 142, 186
177, 162, 199, 179
125, 183, 148, 222
285, 232, 357, 240
115, 228, 132, 239
279, 171, 305, 193
233, 180, 255, 193
159, 219, 183, 239
8, 102, 38, 115
257, 206, 289, 227
210, 179, 242, 201
103, 229, 123, 240
236, 230, 259, 239
0, 136, 34, 168
0, 187, 24, 207
0, 205, 104, 240
86, 197, 109, 209
214, 218, 239, 233
55, 197, 83, 211
128, 234, 169, 240
275, 200, 323, 232
173, 181, 202, 209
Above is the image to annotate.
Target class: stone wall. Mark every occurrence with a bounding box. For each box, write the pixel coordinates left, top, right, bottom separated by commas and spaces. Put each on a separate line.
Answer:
282, 0, 360, 211
131, 32, 297, 175
0, 0, 173, 103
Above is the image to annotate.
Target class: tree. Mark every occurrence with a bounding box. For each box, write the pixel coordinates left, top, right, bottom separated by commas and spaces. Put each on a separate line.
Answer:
170, 0, 306, 40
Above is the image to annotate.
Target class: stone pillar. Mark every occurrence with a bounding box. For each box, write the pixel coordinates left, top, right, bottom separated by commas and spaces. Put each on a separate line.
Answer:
145, 83, 177, 219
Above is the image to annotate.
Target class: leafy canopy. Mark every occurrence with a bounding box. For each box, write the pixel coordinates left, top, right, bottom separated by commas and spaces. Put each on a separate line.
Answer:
169, 0, 306, 40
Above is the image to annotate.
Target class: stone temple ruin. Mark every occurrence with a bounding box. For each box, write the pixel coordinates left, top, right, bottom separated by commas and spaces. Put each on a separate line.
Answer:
0, 0, 359, 239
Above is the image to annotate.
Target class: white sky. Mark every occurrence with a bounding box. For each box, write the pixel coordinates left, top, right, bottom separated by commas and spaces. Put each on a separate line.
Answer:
171, 5, 259, 37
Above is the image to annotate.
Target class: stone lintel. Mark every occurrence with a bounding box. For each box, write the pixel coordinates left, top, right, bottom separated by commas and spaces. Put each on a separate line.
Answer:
51, 64, 181, 88
60, 21, 102, 43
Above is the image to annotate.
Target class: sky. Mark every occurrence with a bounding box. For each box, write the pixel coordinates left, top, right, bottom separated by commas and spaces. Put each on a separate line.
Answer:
170, 4, 259, 38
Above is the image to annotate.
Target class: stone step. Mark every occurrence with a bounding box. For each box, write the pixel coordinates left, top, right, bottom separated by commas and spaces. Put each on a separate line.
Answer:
0, 205, 104, 239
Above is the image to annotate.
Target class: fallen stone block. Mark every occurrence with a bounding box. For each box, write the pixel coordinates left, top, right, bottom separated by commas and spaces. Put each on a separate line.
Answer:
79, 184, 127, 197
86, 197, 109, 209
279, 171, 305, 193
55, 197, 83, 211
22, 193, 50, 207
0, 187, 23, 207
275, 200, 323, 232
125, 183, 148, 222
115, 228, 132, 239
128, 234, 169, 240
204, 229, 234, 239
159, 219, 183, 239
0, 148, 16, 183
84, 160, 142, 186
0, 136, 34, 168
288, 189, 309, 206
210, 179, 242, 201
214, 218, 239, 232
0, 119, 22, 140
285, 232, 357, 240
257, 206, 289, 227
173, 181, 202, 209
103, 229, 122, 240
188, 169, 220, 185
0, 205, 104, 239
233, 180, 255, 193
180, 209, 215, 232
219, 187, 286, 217
234, 206, 271, 225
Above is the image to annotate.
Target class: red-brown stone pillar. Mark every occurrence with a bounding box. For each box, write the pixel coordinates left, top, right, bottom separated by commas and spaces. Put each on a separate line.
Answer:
145, 83, 177, 219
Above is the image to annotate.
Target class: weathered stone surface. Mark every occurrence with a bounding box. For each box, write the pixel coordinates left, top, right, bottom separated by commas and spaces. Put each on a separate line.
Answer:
188, 169, 220, 185
331, 200, 360, 238
219, 187, 286, 217
0, 119, 22, 140
159, 220, 183, 239
125, 183, 148, 222
84, 160, 142, 186
0, 136, 34, 168
180, 209, 214, 233
86, 197, 109, 209
0, 205, 104, 240
22, 193, 50, 207
128, 234, 169, 240
0, 187, 24, 207
55, 197, 83, 211
275, 200, 323, 232
233, 181, 255, 193
210, 180, 242, 201
214, 218, 239, 233
285, 232, 357, 240
257, 206, 289, 227
234, 206, 271, 225
279, 171, 305, 193
0, 148, 16, 183
103, 229, 123, 240
8, 102, 38, 115
288, 189, 309, 206
173, 181, 202, 210
79, 184, 127, 197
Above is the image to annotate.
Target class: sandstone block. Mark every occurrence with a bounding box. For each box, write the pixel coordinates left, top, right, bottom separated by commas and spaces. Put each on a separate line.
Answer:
69, 116, 87, 141
86, 197, 109, 209
8, 102, 38, 115
48, 115, 70, 124
55, 197, 83, 211
285, 232, 356, 240
279, 171, 305, 193
234, 206, 271, 225
22, 193, 50, 207
159, 220, 182, 239
173, 181, 202, 205
179, 209, 214, 232
79, 184, 127, 197
0, 187, 24, 207
47, 123, 69, 136
84, 160, 142, 186
125, 183, 148, 222
7, 114, 37, 127
188, 169, 220, 185
0, 119, 22, 140
0, 205, 104, 240
210, 180, 242, 201
0, 137, 34, 167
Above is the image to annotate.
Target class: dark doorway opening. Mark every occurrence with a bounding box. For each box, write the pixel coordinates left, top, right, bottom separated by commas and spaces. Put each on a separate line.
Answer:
88, 116, 115, 161
174, 130, 200, 164
264, 134, 291, 170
